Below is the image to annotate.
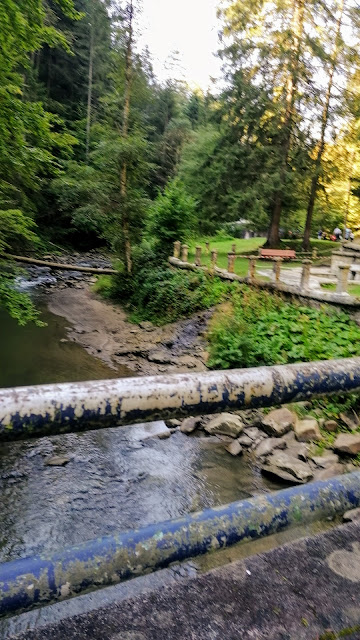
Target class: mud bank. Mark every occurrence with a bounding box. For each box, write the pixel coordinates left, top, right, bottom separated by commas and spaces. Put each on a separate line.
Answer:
47, 287, 210, 376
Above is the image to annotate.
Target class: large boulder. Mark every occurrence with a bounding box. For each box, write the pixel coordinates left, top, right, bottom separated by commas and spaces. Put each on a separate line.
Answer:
262, 451, 313, 484
334, 433, 360, 456
204, 413, 244, 438
294, 418, 322, 442
261, 408, 296, 437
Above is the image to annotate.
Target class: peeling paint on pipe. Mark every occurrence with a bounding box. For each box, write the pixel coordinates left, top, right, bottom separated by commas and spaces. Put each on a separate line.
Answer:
1, 473, 360, 616
2, 358, 360, 441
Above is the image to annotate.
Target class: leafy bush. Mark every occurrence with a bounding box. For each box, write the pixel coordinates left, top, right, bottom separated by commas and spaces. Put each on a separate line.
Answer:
208, 286, 360, 369
96, 256, 233, 325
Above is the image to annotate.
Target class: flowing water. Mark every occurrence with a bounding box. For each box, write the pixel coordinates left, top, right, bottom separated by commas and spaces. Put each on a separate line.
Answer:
0, 294, 284, 569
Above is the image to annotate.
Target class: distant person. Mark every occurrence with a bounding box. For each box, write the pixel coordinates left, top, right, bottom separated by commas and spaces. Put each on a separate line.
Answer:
333, 226, 342, 241
350, 232, 355, 242
345, 228, 351, 240
317, 229, 323, 240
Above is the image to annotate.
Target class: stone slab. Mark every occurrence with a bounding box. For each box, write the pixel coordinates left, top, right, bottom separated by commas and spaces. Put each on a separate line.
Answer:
10, 522, 360, 640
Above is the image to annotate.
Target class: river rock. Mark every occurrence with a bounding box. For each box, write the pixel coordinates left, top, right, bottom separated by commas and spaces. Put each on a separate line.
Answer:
147, 350, 175, 364
225, 440, 243, 456
237, 434, 253, 448
166, 419, 182, 428
324, 420, 338, 433
262, 451, 313, 484
261, 408, 296, 437
254, 438, 287, 458
45, 456, 70, 467
180, 416, 202, 434
294, 418, 322, 442
343, 508, 360, 523
204, 413, 244, 438
340, 412, 359, 430
243, 427, 264, 441
334, 433, 360, 456
314, 463, 343, 482
311, 453, 339, 469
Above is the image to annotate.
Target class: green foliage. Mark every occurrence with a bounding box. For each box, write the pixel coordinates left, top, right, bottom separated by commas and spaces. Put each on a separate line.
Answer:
0, 271, 44, 326
95, 245, 233, 325
147, 179, 196, 255
208, 287, 360, 369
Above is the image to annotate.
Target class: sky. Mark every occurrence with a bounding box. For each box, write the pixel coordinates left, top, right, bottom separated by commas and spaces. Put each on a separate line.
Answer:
138, 0, 222, 90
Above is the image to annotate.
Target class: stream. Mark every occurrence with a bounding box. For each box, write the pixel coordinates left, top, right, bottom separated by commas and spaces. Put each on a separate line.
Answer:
0, 287, 283, 572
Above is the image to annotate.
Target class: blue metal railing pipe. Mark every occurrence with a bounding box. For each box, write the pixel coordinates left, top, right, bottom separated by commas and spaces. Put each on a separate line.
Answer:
2, 357, 360, 441
1, 473, 360, 616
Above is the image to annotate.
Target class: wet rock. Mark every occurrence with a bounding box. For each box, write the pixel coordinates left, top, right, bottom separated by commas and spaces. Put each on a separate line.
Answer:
311, 453, 339, 469
254, 438, 287, 458
180, 416, 202, 434
262, 451, 313, 484
294, 419, 322, 442
261, 408, 296, 437
204, 413, 244, 438
158, 431, 171, 440
343, 507, 360, 522
45, 456, 70, 467
324, 420, 338, 433
225, 440, 243, 456
166, 419, 182, 428
334, 433, 360, 456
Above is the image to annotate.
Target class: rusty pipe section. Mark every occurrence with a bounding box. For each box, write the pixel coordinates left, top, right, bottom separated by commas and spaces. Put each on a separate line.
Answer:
2, 357, 360, 441
1, 472, 360, 616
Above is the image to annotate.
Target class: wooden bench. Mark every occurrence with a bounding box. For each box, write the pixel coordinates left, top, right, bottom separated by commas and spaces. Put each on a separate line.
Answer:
259, 249, 296, 260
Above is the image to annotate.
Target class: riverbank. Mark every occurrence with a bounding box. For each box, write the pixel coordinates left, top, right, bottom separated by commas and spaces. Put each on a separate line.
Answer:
47, 287, 209, 376
15, 251, 209, 376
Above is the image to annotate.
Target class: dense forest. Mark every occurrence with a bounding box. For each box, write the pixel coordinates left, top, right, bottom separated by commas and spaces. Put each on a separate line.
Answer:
2, 0, 360, 321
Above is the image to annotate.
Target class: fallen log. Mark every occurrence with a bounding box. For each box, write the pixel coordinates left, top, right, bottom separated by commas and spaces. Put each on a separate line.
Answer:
4, 254, 117, 275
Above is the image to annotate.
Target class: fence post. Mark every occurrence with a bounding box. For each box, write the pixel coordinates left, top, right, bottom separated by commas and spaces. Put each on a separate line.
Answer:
273, 257, 283, 284
173, 241, 181, 259
300, 259, 312, 291
195, 245, 202, 266
205, 241, 210, 255
312, 247, 318, 260
227, 253, 236, 274
211, 249, 218, 267
248, 255, 257, 282
181, 244, 189, 262
232, 243, 237, 254
336, 264, 350, 294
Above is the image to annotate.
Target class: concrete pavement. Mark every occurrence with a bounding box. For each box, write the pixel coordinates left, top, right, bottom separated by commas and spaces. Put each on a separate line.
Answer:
6, 520, 360, 640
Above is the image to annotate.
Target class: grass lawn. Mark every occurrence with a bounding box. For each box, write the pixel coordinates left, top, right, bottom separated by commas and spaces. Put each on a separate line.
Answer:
187, 235, 302, 277
321, 282, 360, 297
187, 235, 266, 277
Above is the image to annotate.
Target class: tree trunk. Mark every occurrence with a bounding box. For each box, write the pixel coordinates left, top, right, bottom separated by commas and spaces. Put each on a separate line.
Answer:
266, 0, 304, 248
121, 0, 134, 275
303, 0, 344, 250
86, 7, 94, 162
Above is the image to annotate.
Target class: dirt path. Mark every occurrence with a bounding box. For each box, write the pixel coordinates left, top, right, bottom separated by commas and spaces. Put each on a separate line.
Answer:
47, 286, 210, 376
